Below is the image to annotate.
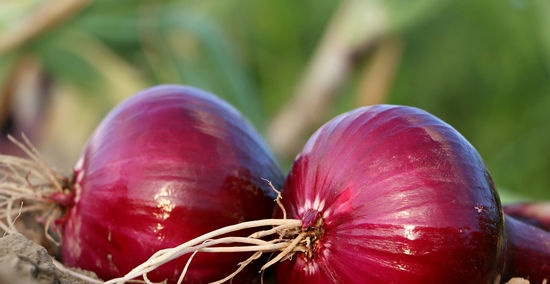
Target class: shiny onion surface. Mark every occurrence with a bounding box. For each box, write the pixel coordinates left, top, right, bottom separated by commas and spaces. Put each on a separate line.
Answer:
276, 105, 505, 283
61, 85, 283, 283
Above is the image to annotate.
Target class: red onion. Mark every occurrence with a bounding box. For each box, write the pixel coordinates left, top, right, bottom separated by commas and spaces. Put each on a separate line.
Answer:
502, 202, 550, 282
96, 104, 549, 283
503, 215, 550, 283
59, 85, 284, 283
7, 99, 547, 283
275, 104, 505, 283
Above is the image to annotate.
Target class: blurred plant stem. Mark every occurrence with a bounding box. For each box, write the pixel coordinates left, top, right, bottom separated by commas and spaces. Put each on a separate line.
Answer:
355, 36, 403, 107
267, 0, 389, 160
0, 0, 91, 55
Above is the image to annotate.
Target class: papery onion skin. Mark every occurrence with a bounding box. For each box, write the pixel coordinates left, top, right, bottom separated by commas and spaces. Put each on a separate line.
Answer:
276, 104, 505, 283
60, 85, 283, 283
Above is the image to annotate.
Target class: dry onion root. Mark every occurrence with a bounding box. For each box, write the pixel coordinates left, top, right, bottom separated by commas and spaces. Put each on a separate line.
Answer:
0, 146, 544, 284
1, 86, 297, 284
0, 135, 71, 244
104, 219, 303, 284
0, 141, 308, 284
104, 181, 307, 284
0, 135, 103, 283
3, 102, 549, 284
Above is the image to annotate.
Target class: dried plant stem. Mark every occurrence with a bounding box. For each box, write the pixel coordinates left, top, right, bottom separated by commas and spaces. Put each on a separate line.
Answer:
0, 135, 69, 243
0, 136, 103, 283
104, 218, 302, 284
101, 179, 309, 284
178, 249, 202, 284
261, 177, 287, 219
260, 231, 306, 271
207, 251, 263, 284
8, 135, 65, 191
1, 137, 310, 284
52, 259, 103, 284
355, 36, 403, 107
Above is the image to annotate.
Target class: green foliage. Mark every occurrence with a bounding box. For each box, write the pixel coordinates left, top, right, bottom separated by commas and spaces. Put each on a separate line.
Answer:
389, 0, 550, 199
1, 0, 549, 201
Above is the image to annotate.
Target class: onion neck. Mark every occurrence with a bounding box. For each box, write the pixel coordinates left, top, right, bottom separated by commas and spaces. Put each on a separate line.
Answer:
297, 209, 325, 260
44, 174, 77, 240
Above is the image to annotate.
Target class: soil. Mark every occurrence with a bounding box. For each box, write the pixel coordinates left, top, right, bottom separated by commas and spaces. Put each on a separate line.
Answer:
0, 233, 100, 284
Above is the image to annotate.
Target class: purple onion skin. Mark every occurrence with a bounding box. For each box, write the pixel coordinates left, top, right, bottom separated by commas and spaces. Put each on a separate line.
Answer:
276, 105, 505, 283
502, 202, 550, 282
61, 85, 283, 283
503, 215, 550, 283
503, 202, 550, 232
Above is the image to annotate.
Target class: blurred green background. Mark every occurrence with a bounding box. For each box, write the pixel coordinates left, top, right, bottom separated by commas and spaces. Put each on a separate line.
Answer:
0, 0, 548, 202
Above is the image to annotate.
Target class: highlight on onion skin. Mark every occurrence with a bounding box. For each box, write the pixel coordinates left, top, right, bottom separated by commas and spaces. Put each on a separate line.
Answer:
106, 104, 548, 284
60, 85, 284, 283
275, 104, 506, 283
3, 97, 548, 283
